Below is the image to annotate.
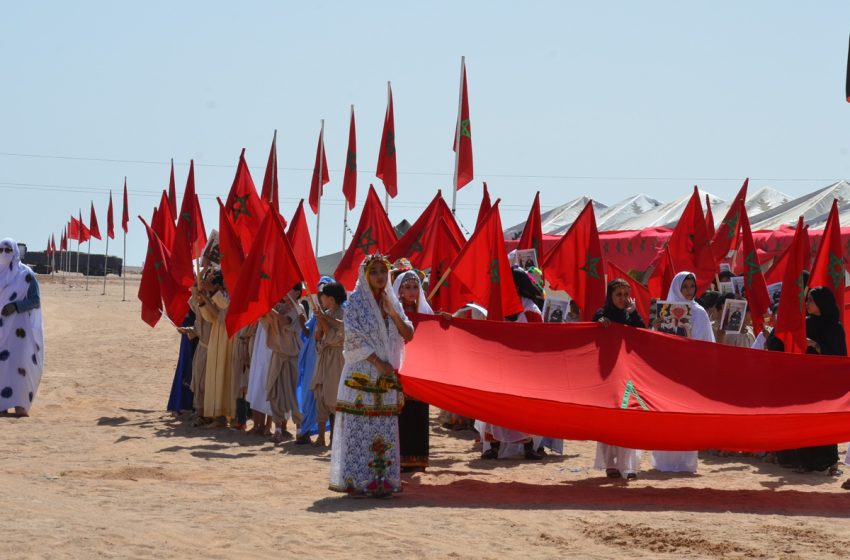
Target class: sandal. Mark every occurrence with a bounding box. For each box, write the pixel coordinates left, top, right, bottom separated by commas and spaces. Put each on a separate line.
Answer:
606, 468, 621, 478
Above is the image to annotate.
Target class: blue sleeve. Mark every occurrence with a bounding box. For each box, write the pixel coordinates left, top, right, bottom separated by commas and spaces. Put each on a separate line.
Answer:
14, 277, 41, 312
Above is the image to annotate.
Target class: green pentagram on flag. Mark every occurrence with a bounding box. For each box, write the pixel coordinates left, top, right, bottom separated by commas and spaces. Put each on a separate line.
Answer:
796, 272, 807, 311
259, 255, 270, 280
620, 380, 649, 411
436, 260, 449, 289
744, 250, 759, 288
407, 230, 425, 254
460, 118, 471, 139
181, 211, 191, 222
356, 227, 378, 254
828, 252, 845, 290
154, 259, 162, 270
579, 252, 601, 279
488, 259, 500, 284
385, 131, 395, 158
723, 211, 739, 239
346, 149, 357, 172
230, 194, 251, 221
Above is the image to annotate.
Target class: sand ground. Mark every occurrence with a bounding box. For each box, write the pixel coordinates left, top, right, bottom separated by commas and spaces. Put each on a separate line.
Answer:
3, 276, 850, 559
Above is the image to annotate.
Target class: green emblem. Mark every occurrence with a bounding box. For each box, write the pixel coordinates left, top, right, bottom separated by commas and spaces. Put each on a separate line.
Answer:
722, 210, 739, 240
259, 255, 270, 280
435, 260, 450, 290
385, 131, 395, 158
356, 227, 378, 254
488, 259, 500, 284
796, 272, 807, 311
346, 149, 357, 172
579, 252, 601, 279
460, 118, 471, 139
828, 252, 845, 290
180, 211, 191, 222
230, 194, 251, 221
744, 250, 760, 288
620, 380, 649, 411
407, 230, 425, 254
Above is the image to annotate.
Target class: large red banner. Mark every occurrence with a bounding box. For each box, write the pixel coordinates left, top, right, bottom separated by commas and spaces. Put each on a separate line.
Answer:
399, 315, 850, 451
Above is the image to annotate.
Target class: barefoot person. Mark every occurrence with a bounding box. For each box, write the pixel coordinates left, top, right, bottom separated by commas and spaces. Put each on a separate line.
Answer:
310, 281, 346, 447
329, 254, 413, 497
0, 238, 43, 417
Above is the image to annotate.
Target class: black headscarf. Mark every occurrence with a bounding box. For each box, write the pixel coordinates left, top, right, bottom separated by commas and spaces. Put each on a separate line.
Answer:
592, 278, 645, 328
806, 286, 847, 356
511, 267, 544, 310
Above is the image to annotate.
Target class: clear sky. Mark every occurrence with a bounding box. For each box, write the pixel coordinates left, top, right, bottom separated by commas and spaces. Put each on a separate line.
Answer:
4, 1, 850, 266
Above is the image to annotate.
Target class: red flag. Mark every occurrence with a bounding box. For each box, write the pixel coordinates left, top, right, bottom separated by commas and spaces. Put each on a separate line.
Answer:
647, 246, 675, 299
69, 216, 80, 242
428, 217, 466, 313
138, 238, 163, 327
106, 190, 115, 240
60, 229, 67, 251
225, 148, 267, 252
226, 210, 305, 337
286, 199, 321, 290
704, 194, 716, 239
261, 132, 280, 213
170, 160, 205, 288
809, 199, 846, 311
334, 185, 398, 290
667, 187, 716, 293
376, 84, 397, 198
78, 210, 91, 243
542, 200, 606, 321
168, 158, 177, 220
152, 190, 176, 249
448, 201, 521, 320
139, 217, 190, 325
765, 227, 811, 285
217, 197, 245, 296
711, 178, 748, 263
387, 190, 465, 269
475, 182, 491, 232
517, 191, 543, 260
342, 105, 357, 210
45, 235, 51, 256
89, 201, 102, 241
739, 209, 772, 335
308, 126, 330, 214
122, 177, 129, 234
453, 57, 473, 191
607, 261, 651, 324
774, 217, 809, 354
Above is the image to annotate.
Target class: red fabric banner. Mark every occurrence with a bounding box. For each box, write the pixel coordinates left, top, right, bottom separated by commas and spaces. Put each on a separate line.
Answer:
376, 85, 397, 198
704, 194, 715, 240
400, 315, 850, 451
168, 158, 178, 219
774, 217, 809, 354
453, 58, 473, 190
667, 187, 715, 292
89, 202, 102, 241
342, 106, 357, 210
122, 178, 129, 234
710, 178, 747, 262
475, 182, 491, 233
517, 191, 543, 260
152, 190, 175, 250
261, 133, 280, 213
106, 190, 115, 240
225, 149, 267, 252
428, 217, 466, 313
809, 199, 846, 310
170, 160, 204, 288
739, 209, 771, 334
309, 127, 330, 214
387, 190, 464, 270
217, 197, 245, 295
286, 199, 320, 291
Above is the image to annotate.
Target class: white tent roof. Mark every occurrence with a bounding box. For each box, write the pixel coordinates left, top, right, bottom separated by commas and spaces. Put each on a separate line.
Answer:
708, 186, 791, 227
748, 180, 850, 230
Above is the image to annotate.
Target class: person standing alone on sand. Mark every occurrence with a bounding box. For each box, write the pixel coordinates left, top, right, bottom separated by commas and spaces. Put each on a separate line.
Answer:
0, 238, 44, 417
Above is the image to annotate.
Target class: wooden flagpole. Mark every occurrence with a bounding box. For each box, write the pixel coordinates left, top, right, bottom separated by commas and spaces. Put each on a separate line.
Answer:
426, 266, 452, 301
451, 56, 465, 215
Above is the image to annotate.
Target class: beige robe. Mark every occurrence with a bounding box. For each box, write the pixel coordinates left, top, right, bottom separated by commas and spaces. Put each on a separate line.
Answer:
265, 305, 302, 425
202, 291, 234, 418
230, 322, 257, 402
311, 307, 345, 423
189, 296, 212, 412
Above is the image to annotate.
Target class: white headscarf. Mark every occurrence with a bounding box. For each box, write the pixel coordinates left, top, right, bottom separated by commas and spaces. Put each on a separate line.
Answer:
343, 257, 412, 370
666, 271, 715, 342
392, 270, 434, 315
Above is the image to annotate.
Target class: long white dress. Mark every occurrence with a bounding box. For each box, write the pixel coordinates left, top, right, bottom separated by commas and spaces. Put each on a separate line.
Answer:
246, 323, 273, 416
651, 271, 715, 474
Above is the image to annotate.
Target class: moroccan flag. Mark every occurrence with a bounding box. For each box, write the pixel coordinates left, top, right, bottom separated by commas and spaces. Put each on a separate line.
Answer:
261, 131, 280, 213
168, 158, 177, 220
106, 190, 115, 240
89, 201, 102, 241
542, 200, 606, 321
138, 238, 163, 328
334, 185, 398, 290
475, 182, 491, 232
341, 106, 358, 210
448, 201, 522, 320
122, 177, 129, 234
809, 199, 846, 311
286, 199, 321, 290
170, 160, 205, 288
704, 194, 716, 239
428, 217, 466, 313
78, 210, 91, 243
308, 125, 330, 214
376, 84, 397, 198
774, 217, 809, 354
667, 187, 716, 293
764, 226, 811, 285
453, 57, 473, 191
647, 246, 675, 299
226, 210, 305, 337
607, 261, 651, 324
387, 190, 464, 270
69, 216, 80, 242
739, 209, 772, 335
517, 191, 543, 260
139, 217, 190, 325
225, 148, 267, 252
217, 197, 245, 296
711, 178, 748, 263
60, 229, 67, 251
152, 190, 176, 250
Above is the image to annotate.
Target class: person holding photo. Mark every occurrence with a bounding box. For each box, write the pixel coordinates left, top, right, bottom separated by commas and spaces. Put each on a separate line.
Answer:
592, 278, 645, 479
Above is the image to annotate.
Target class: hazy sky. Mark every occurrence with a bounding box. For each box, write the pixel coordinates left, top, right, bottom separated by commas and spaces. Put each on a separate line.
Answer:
4, 1, 850, 265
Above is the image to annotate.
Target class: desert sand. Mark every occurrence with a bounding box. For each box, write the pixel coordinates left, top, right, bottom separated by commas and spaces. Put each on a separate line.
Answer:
3, 275, 850, 559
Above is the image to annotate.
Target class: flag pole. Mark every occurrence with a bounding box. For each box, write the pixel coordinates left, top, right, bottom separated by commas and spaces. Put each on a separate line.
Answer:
342, 206, 348, 253
272, 128, 278, 207
76, 210, 81, 273
315, 119, 324, 259
385, 81, 391, 215
102, 231, 109, 295
451, 56, 465, 215
85, 238, 91, 291
122, 227, 127, 301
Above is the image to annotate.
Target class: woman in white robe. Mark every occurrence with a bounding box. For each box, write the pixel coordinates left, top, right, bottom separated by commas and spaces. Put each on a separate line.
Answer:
0, 239, 44, 416
651, 271, 715, 474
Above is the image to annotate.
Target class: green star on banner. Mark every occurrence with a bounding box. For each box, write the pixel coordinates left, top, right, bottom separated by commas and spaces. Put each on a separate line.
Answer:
231, 194, 251, 221
828, 252, 845, 291
356, 226, 378, 255
580, 252, 602, 279
460, 118, 471, 138
620, 380, 649, 411
488, 258, 500, 284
